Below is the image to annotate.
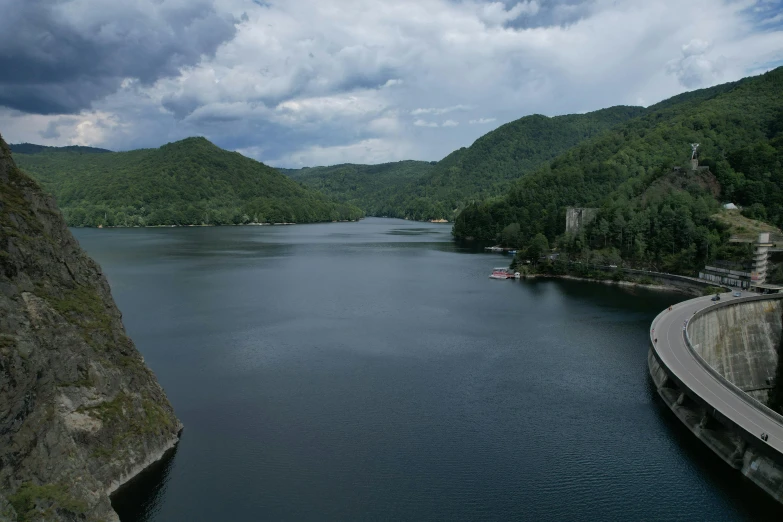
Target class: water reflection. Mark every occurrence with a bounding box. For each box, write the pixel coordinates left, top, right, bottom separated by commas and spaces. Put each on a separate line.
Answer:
71, 219, 777, 521
111, 444, 179, 520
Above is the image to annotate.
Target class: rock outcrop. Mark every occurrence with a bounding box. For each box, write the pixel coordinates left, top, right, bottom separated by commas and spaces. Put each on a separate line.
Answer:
0, 133, 182, 520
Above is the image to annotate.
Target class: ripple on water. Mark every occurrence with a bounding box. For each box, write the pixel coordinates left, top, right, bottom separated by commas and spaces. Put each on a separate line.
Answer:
66, 220, 780, 522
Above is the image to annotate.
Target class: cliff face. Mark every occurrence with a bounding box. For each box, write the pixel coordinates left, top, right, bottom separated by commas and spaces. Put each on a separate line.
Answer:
0, 134, 181, 521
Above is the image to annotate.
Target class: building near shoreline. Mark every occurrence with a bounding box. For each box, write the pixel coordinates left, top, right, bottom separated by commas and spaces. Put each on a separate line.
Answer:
753, 232, 773, 284
699, 262, 754, 289
699, 233, 783, 292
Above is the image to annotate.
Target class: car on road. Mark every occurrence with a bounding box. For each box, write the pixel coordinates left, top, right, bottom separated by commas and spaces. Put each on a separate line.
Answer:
711, 294, 721, 301
733, 291, 742, 297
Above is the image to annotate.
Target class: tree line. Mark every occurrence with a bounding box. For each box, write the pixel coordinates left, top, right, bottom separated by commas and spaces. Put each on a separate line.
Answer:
454, 66, 783, 276
14, 137, 364, 227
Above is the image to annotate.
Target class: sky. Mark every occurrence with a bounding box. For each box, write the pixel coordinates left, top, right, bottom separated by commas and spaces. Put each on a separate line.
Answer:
0, 0, 782, 168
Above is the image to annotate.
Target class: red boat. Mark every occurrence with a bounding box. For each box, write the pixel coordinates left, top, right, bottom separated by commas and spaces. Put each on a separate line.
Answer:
490, 267, 513, 279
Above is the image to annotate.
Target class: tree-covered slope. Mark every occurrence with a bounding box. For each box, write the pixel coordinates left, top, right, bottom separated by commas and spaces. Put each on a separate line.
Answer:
281, 106, 645, 221
10, 143, 112, 154
281, 160, 435, 217
13, 137, 364, 227
454, 66, 783, 274
416, 105, 646, 207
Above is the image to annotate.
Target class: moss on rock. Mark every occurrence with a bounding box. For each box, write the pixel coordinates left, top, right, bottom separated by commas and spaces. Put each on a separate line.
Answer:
8, 483, 88, 522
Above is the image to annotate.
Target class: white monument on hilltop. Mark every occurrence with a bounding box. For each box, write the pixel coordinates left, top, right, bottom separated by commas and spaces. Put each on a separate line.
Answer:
690, 143, 699, 170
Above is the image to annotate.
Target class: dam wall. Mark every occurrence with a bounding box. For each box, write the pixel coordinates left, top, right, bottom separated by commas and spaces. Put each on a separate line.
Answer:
690, 300, 782, 402
648, 294, 783, 504
648, 348, 783, 500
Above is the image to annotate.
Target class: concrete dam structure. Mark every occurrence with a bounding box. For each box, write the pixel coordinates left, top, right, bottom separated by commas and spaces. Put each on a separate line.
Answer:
690, 299, 782, 403
648, 294, 783, 503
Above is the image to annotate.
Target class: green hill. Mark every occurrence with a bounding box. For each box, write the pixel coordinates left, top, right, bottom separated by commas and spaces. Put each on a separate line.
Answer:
415, 105, 646, 210
453, 66, 783, 275
282, 106, 645, 221
13, 137, 364, 227
281, 160, 435, 217
10, 143, 112, 154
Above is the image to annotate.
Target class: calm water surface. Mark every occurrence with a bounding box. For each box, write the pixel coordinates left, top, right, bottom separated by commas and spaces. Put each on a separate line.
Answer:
71, 218, 777, 521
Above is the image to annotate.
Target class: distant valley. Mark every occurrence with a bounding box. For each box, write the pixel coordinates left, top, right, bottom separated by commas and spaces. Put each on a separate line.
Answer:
10, 67, 783, 280
281, 106, 645, 221
284, 67, 783, 279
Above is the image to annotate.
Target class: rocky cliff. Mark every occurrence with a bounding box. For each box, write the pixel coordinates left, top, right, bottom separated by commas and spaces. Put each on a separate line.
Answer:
0, 133, 182, 521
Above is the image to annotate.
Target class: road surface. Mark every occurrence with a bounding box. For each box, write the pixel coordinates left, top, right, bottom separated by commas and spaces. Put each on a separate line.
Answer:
651, 293, 783, 452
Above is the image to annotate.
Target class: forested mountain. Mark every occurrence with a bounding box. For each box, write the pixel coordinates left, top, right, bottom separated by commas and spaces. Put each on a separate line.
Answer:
282, 106, 645, 221
13, 137, 363, 227
10, 143, 112, 154
453, 66, 783, 275
281, 160, 435, 217
416, 105, 646, 209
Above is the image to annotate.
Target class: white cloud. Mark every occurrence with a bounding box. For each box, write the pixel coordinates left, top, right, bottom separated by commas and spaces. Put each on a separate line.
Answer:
0, 109, 126, 146
469, 118, 496, 124
268, 138, 416, 167
666, 38, 727, 88
367, 114, 403, 134
442, 119, 459, 127
275, 93, 387, 124
2, 0, 783, 167
478, 1, 540, 25
410, 105, 471, 116
682, 39, 711, 57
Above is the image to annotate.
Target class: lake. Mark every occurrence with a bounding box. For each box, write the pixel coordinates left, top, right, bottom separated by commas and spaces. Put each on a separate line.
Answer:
71, 218, 776, 520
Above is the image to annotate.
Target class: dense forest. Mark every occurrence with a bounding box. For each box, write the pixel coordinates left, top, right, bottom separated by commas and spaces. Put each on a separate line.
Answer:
10, 67, 782, 276
281, 160, 435, 218
453, 66, 783, 275
283, 106, 645, 221
13, 137, 364, 227
10, 143, 112, 155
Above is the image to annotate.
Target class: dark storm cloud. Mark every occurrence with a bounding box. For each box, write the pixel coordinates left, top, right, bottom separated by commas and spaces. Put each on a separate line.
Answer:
2, 0, 780, 168
0, 0, 237, 114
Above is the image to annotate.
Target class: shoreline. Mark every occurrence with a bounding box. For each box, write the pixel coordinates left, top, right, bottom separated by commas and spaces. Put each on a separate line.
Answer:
74, 216, 455, 229
76, 219, 362, 229
522, 273, 687, 294
106, 429, 182, 496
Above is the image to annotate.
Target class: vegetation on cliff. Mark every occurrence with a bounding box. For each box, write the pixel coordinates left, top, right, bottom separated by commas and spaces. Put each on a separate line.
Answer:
454, 66, 783, 275
283, 106, 644, 221
0, 132, 182, 521
13, 137, 364, 227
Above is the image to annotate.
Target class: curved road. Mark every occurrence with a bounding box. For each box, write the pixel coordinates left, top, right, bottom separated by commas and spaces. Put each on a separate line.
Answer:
651, 293, 783, 453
